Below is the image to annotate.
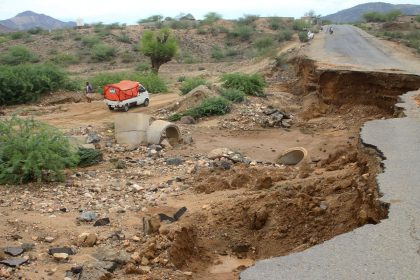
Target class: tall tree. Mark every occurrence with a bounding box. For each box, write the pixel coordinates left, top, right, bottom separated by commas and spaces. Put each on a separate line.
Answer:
139, 28, 178, 73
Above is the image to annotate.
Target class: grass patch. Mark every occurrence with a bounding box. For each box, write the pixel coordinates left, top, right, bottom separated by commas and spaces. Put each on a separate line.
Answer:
221, 73, 266, 96
169, 96, 231, 121
180, 77, 207, 95
90, 44, 116, 62
220, 88, 245, 103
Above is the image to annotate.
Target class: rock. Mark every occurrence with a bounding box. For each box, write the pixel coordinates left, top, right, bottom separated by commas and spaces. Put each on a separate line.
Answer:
80, 211, 97, 222
143, 216, 161, 235
48, 247, 76, 255
92, 247, 130, 265
232, 244, 250, 253
99, 261, 118, 272
140, 256, 149, 266
53, 252, 69, 261
263, 108, 278, 115
94, 217, 110, 227
79, 262, 112, 280
125, 263, 142, 274
148, 144, 163, 151
165, 157, 183, 166
320, 202, 328, 210
139, 266, 151, 273
78, 232, 97, 247
4, 247, 24, 256
87, 132, 101, 144
217, 160, 232, 170
180, 116, 196, 124
21, 243, 34, 252
208, 148, 232, 160
0, 258, 28, 267
132, 236, 141, 242
183, 271, 193, 276
0, 267, 11, 278
182, 134, 194, 145
44, 236, 55, 243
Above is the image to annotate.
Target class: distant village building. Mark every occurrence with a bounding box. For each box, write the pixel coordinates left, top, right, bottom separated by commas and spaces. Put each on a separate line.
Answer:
76, 17, 84, 27
396, 15, 417, 24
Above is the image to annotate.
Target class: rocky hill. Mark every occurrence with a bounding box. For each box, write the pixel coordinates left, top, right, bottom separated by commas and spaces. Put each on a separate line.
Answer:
0, 23, 14, 33
0, 11, 76, 30
323, 2, 420, 23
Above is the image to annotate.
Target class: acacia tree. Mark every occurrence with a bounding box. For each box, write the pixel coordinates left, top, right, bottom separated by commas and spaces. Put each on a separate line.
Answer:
139, 28, 178, 73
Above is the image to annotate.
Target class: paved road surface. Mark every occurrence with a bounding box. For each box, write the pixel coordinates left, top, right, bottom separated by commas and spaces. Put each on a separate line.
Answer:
307, 25, 420, 75
241, 26, 420, 280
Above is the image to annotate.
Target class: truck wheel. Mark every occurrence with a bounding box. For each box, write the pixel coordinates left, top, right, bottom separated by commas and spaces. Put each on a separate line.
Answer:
108, 105, 113, 111
143, 98, 149, 107
123, 104, 129, 112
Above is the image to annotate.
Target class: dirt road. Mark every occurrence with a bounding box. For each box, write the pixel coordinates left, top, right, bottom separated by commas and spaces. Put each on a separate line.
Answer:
308, 25, 420, 74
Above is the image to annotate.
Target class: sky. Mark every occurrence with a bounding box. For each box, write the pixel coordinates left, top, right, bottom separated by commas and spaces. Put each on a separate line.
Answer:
0, 0, 419, 24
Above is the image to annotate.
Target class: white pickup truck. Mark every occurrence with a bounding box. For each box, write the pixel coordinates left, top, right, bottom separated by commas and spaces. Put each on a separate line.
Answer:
103, 80, 150, 112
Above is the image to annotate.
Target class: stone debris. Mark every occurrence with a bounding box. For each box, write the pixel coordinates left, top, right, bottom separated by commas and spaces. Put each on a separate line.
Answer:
48, 247, 76, 255
93, 217, 110, 227
158, 206, 188, 223
4, 247, 24, 257
79, 211, 97, 222
0, 258, 28, 267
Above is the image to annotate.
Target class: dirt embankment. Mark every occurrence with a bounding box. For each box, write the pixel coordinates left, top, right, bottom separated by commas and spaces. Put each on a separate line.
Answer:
294, 57, 420, 111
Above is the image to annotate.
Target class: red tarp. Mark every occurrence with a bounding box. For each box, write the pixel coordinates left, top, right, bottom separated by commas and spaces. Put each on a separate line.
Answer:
103, 80, 140, 101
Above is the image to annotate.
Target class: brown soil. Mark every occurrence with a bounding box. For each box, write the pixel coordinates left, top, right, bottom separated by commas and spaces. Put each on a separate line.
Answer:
0, 47, 402, 280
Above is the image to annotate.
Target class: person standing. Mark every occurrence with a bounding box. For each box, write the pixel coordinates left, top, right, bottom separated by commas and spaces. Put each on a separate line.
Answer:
85, 82, 93, 103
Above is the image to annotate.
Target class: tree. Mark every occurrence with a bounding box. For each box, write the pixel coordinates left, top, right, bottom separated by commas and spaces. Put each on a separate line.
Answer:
139, 28, 178, 73
137, 15, 163, 24
203, 12, 222, 25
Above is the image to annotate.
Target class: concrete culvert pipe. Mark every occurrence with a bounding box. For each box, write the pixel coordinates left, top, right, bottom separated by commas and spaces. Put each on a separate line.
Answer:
147, 120, 181, 146
277, 147, 308, 165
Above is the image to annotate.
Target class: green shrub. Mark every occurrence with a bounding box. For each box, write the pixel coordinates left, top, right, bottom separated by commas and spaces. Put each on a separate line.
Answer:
107, 22, 123, 29
274, 54, 288, 68
277, 29, 293, 42
237, 14, 260, 26
0, 45, 39, 65
221, 73, 266, 96
50, 53, 80, 66
293, 20, 310, 31
268, 17, 282, 30
228, 25, 254, 41
170, 20, 190, 29
81, 35, 100, 47
298, 31, 309, 42
90, 43, 116, 62
51, 31, 64, 40
121, 51, 136, 63
220, 88, 245, 103
180, 77, 207, 95
77, 147, 103, 167
0, 117, 78, 184
9, 32, 27, 40
416, 15, 420, 23
177, 76, 186, 82
170, 96, 231, 121
254, 37, 275, 51
138, 15, 163, 24
135, 63, 151, 72
197, 26, 207, 35
117, 32, 131, 43
211, 46, 224, 60
0, 64, 74, 105
203, 12, 222, 25
27, 27, 44, 35
138, 73, 168, 93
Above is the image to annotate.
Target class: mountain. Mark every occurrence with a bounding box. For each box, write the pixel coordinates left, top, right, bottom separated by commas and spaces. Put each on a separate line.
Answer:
0, 11, 76, 30
323, 2, 420, 23
0, 23, 14, 33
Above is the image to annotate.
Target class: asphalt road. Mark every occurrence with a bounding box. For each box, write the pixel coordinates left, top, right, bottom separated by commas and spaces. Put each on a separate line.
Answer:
307, 25, 420, 75
240, 26, 420, 279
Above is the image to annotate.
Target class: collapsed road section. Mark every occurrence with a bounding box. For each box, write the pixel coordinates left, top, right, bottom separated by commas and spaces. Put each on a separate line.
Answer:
241, 89, 420, 280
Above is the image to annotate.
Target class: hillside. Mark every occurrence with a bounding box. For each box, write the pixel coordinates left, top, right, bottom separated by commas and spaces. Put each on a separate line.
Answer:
0, 11, 76, 30
0, 23, 14, 33
323, 2, 420, 23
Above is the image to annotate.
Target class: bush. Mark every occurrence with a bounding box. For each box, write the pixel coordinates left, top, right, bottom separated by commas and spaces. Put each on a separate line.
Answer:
0, 64, 74, 105
197, 26, 207, 35
228, 25, 254, 41
117, 32, 131, 43
180, 77, 207, 95
138, 73, 168, 93
0, 45, 39, 65
9, 32, 28, 40
170, 97, 231, 120
254, 37, 275, 51
298, 31, 309, 42
220, 88, 245, 103
417, 15, 420, 23
170, 20, 190, 29
77, 147, 103, 167
51, 31, 64, 40
138, 15, 163, 24
277, 29, 293, 42
203, 12, 222, 25
177, 76, 186, 82
50, 53, 80, 66
0, 117, 78, 184
81, 35, 100, 48
27, 27, 44, 35
221, 73, 266, 96
90, 43, 116, 62
293, 20, 310, 31
237, 14, 260, 26
135, 63, 151, 72
121, 51, 136, 63
211, 46, 225, 60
